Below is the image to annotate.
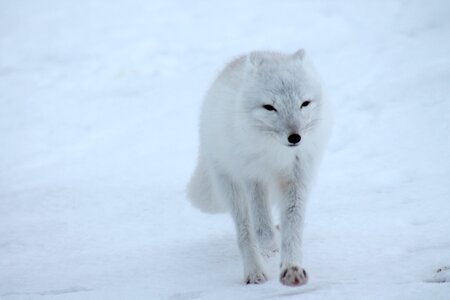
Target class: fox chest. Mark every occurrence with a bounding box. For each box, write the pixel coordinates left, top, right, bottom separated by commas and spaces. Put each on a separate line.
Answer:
229, 147, 297, 181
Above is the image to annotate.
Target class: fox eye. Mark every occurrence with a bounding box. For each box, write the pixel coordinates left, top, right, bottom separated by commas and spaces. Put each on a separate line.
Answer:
301, 100, 311, 108
263, 104, 277, 112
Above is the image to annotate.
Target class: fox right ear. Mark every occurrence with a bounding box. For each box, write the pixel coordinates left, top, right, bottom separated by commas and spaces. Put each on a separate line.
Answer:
248, 52, 266, 68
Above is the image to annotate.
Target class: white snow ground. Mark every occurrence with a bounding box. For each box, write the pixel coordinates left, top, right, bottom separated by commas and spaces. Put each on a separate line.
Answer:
1, 0, 450, 299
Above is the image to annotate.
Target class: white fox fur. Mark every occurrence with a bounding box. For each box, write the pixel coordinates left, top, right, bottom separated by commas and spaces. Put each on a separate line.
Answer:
187, 49, 331, 286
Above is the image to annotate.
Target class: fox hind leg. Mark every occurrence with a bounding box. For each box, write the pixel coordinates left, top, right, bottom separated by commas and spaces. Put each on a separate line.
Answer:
248, 182, 278, 257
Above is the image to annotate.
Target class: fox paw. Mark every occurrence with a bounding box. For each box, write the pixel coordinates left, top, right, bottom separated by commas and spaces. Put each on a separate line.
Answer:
280, 266, 308, 286
245, 270, 268, 284
260, 241, 279, 258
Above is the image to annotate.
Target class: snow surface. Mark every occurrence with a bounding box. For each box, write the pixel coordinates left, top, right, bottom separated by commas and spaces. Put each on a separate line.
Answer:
1, 0, 450, 299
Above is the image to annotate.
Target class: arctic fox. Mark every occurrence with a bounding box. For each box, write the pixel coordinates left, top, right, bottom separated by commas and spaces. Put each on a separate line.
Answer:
187, 49, 330, 286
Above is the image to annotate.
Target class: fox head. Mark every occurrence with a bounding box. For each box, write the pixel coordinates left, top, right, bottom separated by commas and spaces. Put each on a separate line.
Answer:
241, 49, 324, 148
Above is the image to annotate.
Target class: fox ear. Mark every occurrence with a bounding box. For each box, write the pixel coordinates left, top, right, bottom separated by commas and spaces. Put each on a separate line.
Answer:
293, 49, 305, 61
248, 52, 266, 67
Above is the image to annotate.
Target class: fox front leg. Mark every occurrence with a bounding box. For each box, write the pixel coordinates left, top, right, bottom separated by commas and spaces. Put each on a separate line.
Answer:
278, 163, 309, 286
214, 172, 267, 284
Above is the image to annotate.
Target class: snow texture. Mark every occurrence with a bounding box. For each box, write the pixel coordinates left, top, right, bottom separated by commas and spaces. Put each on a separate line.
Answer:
1, 0, 450, 299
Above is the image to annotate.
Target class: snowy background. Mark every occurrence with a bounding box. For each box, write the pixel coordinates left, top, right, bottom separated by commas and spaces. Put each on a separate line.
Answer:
1, 0, 450, 299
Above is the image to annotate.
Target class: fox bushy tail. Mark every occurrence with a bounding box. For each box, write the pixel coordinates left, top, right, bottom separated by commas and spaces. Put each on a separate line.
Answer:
187, 158, 228, 213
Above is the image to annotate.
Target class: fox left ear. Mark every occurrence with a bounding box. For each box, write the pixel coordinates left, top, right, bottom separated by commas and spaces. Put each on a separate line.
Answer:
293, 49, 305, 61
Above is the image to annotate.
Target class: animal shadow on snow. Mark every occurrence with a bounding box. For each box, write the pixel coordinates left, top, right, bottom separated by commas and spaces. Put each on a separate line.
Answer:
158, 235, 245, 285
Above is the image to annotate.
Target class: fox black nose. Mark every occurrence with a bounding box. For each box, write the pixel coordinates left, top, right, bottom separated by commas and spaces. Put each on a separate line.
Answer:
288, 133, 301, 144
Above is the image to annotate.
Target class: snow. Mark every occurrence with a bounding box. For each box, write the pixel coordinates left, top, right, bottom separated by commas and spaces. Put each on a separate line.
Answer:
1, 0, 450, 299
